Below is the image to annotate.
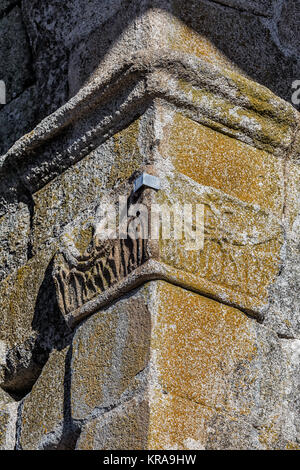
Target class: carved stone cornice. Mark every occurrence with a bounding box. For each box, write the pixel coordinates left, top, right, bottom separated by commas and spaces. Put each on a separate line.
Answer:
0, 49, 299, 216
55, 256, 265, 329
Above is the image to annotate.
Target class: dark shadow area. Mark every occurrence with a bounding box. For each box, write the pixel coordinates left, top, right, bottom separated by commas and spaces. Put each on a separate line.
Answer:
1, 257, 73, 400
1, 0, 299, 157
68, 0, 299, 106
40, 344, 81, 450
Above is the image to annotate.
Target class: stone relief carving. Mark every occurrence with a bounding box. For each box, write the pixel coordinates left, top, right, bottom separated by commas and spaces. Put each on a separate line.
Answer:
53, 190, 153, 319
54, 237, 149, 318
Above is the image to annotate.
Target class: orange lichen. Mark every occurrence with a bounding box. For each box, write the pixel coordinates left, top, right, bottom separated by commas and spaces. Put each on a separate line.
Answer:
162, 113, 284, 215
152, 282, 258, 417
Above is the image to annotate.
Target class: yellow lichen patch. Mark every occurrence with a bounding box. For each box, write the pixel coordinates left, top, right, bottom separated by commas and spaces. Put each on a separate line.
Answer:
174, 80, 293, 154
148, 389, 254, 450
162, 113, 284, 215
257, 417, 281, 450
0, 407, 12, 450
71, 225, 94, 255
109, 118, 143, 188
151, 282, 259, 419
167, 16, 236, 74
119, 301, 151, 394
0, 247, 56, 347
71, 311, 119, 415
226, 69, 297, 127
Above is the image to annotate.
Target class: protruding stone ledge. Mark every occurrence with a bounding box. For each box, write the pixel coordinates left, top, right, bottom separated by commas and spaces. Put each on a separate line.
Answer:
1, 49, 298, 216
4, 49, 298, 159
63, 259, 264, 329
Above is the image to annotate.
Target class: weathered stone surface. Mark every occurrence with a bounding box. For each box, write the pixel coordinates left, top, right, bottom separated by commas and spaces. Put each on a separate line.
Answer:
0, 86, 38, 156
0, 246, 71, 398
52, 167, 284, 327
0, 1, 18, 17
148, 391, 260, 450
156, 170, 283, 313
18, 347, 71, 450
47, 95, 289, 327
0, 384, 18, 450
67, 0, 300, 105
0, 0, 299, 452
152, 282, 281, 421
280, 338, 300, 444
159, 111, 284, 215
31, 117, 143, 254
0, 48, 296, 221
149, 389, 300, 450
264, 160, 300, 337
211, 0, 276, 16
0, 402, 18, 450
70, 287, 151, 420
76, 396, 149, 450
277, 0, 300, 55
0, 247, 57, 348
150, 281, 300, 449
0, 6, 33, 105
168, 0, 299, 104
68, 1, 152, 97
0, 202, 30, 282
22, 0, 126, 52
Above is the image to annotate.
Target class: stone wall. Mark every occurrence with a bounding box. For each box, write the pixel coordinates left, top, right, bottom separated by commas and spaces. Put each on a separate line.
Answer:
0, 0, 299, 450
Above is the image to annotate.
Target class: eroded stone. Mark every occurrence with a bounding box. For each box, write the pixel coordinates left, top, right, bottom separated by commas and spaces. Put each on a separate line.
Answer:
18, 347, 70, 450
76, 396, 149, 450
0, 7, 32, 104
70, 287, 151, 420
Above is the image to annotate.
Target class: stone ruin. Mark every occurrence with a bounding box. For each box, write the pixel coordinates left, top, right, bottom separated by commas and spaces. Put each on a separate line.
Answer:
0, 0, 299, 450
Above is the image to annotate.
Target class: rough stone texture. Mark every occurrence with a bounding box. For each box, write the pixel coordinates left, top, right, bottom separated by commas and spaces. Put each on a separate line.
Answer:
0, 246, 71, 399
0, 202, 30, 282
148, 392, 261, 450
160, 111, 284, 215
0, 396, 18, 450
0, 6, 33, 104
277, 0, 300, 54
31, 117, 144, 254
211, 1, 276, 17
0, 0, 299, 157
0, 1, 18, 17
0, 86, 38, 156
264, 160, 300, 338
65, 0, 300, 106
149, 281, 299, 449
76, 396, 149, 450
0, 0, 299, 451
18, 347, 72, 450
70, 288, 151, 421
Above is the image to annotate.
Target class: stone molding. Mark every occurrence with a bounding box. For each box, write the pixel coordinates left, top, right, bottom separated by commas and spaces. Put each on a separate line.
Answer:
1, 49, 299, 216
